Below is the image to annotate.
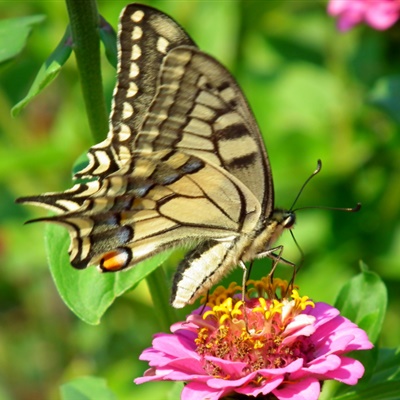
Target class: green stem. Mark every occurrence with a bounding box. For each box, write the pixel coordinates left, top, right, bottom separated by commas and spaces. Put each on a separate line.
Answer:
65, 0, 108, 143
146, 268, 177, 332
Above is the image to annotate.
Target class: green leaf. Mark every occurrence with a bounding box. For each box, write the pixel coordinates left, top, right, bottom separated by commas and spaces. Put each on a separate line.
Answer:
71, 151, 91, 180
333, 381, 400, 400
11, 25, 73, 116
60, 376, 117, 400
334, 264, 387, 344
370, 347, 400, 384
369, 76, 400, 125
99, 16, 117, 69
167, 382, 184, 400
0, 14, 45, 65
45, 223, 172, 324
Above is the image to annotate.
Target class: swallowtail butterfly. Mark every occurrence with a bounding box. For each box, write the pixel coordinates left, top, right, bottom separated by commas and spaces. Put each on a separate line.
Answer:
17, 4, 296, 308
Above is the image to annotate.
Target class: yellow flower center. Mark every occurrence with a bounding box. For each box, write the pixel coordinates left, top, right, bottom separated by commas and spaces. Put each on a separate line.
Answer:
195, 278, 315, 380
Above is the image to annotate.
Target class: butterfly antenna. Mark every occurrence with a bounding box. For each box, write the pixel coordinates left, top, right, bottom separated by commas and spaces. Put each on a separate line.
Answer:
290, 160, 322, 211
290, 159, 362, 214
294, 202, 362, 213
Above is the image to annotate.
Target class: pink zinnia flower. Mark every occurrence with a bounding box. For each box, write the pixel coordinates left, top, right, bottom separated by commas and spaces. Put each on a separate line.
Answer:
135, 279, 373, 400
328, 0, 400, 31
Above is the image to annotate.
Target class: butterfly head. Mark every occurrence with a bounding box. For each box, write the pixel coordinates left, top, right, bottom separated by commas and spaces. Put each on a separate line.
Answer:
271, 208, 296, 230
259, 208, 296, 249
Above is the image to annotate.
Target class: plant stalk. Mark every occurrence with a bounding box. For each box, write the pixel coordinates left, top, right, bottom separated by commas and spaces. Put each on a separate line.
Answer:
65, 0, 108, 143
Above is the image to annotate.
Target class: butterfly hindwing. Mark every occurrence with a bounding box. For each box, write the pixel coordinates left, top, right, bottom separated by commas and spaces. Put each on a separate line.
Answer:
22, 151, 261, 273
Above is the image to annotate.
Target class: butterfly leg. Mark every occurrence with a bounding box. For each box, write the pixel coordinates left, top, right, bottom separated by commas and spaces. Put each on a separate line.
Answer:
255, 246, 296, 297
257, 245, 295, 274
239, 259, 251, 329
239, 259, 249, 302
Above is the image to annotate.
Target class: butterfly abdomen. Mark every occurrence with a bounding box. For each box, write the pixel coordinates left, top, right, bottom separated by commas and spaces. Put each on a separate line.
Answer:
170, 238, 244, 308
170, 209, 295, 308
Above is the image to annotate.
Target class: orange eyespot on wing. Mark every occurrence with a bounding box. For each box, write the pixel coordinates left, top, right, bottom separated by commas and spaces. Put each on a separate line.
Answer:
100, 248, 131, 271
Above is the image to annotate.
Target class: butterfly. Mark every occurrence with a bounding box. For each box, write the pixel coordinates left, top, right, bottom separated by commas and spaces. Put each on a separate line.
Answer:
17, 4, 296, 308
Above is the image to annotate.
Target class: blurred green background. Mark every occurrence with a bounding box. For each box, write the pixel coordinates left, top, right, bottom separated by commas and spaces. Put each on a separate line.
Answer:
1, 1, 399, 399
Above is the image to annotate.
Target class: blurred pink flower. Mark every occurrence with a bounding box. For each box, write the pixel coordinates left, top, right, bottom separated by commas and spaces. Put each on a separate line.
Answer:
135, 280, 373, 400
328, 0, 400, 31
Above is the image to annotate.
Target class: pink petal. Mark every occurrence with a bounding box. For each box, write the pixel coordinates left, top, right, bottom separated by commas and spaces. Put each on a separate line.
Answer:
273, 377, 321, 400
204, 365, 263, 390
365, 0, 400, 30
205, 358, 303, 391
203, 357, 249, 383
322, 356, 365, 385
306, 302, 339, 327
135, 358, 208, 384
235, 375, 283, 396
257, 358, 304, 379
311, 316, 373, 355
182, 382, 228, 400
306, 354, 342, 373
159, 358, 209, 379
314, 333, 357, 357
328, 0, 366, 31
138, 349, 176, 369
172, 311, 213, 333
152, 332, 198, 358
328, 0, 400, 31
207, 374, 258, 390
327, 0, 349, 15
290, 354, 341, 382
134, 365, 177, 384
283, 314, 316, 340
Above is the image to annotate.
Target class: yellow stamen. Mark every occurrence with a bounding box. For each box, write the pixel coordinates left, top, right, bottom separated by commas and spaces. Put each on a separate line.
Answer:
219, 313, 230, 325
291, 289, 315, 310
205, 282, 242, 306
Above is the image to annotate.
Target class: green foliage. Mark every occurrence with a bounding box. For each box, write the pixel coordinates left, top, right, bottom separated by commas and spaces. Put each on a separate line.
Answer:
11, 26, 73, 116
321, 268, 400, 400
1, 1, 400, 399
369, 76, 400, 125
335, 264, 387, 343
99, 16, 118, 69
45, 224, 172, 324
0, 14, 45, 65
60, 376, 117, 400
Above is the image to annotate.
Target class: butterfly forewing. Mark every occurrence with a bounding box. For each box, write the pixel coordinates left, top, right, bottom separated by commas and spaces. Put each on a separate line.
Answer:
76, 4, 196, 179
135, 47, 274, 213
17, 4, 294, 308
